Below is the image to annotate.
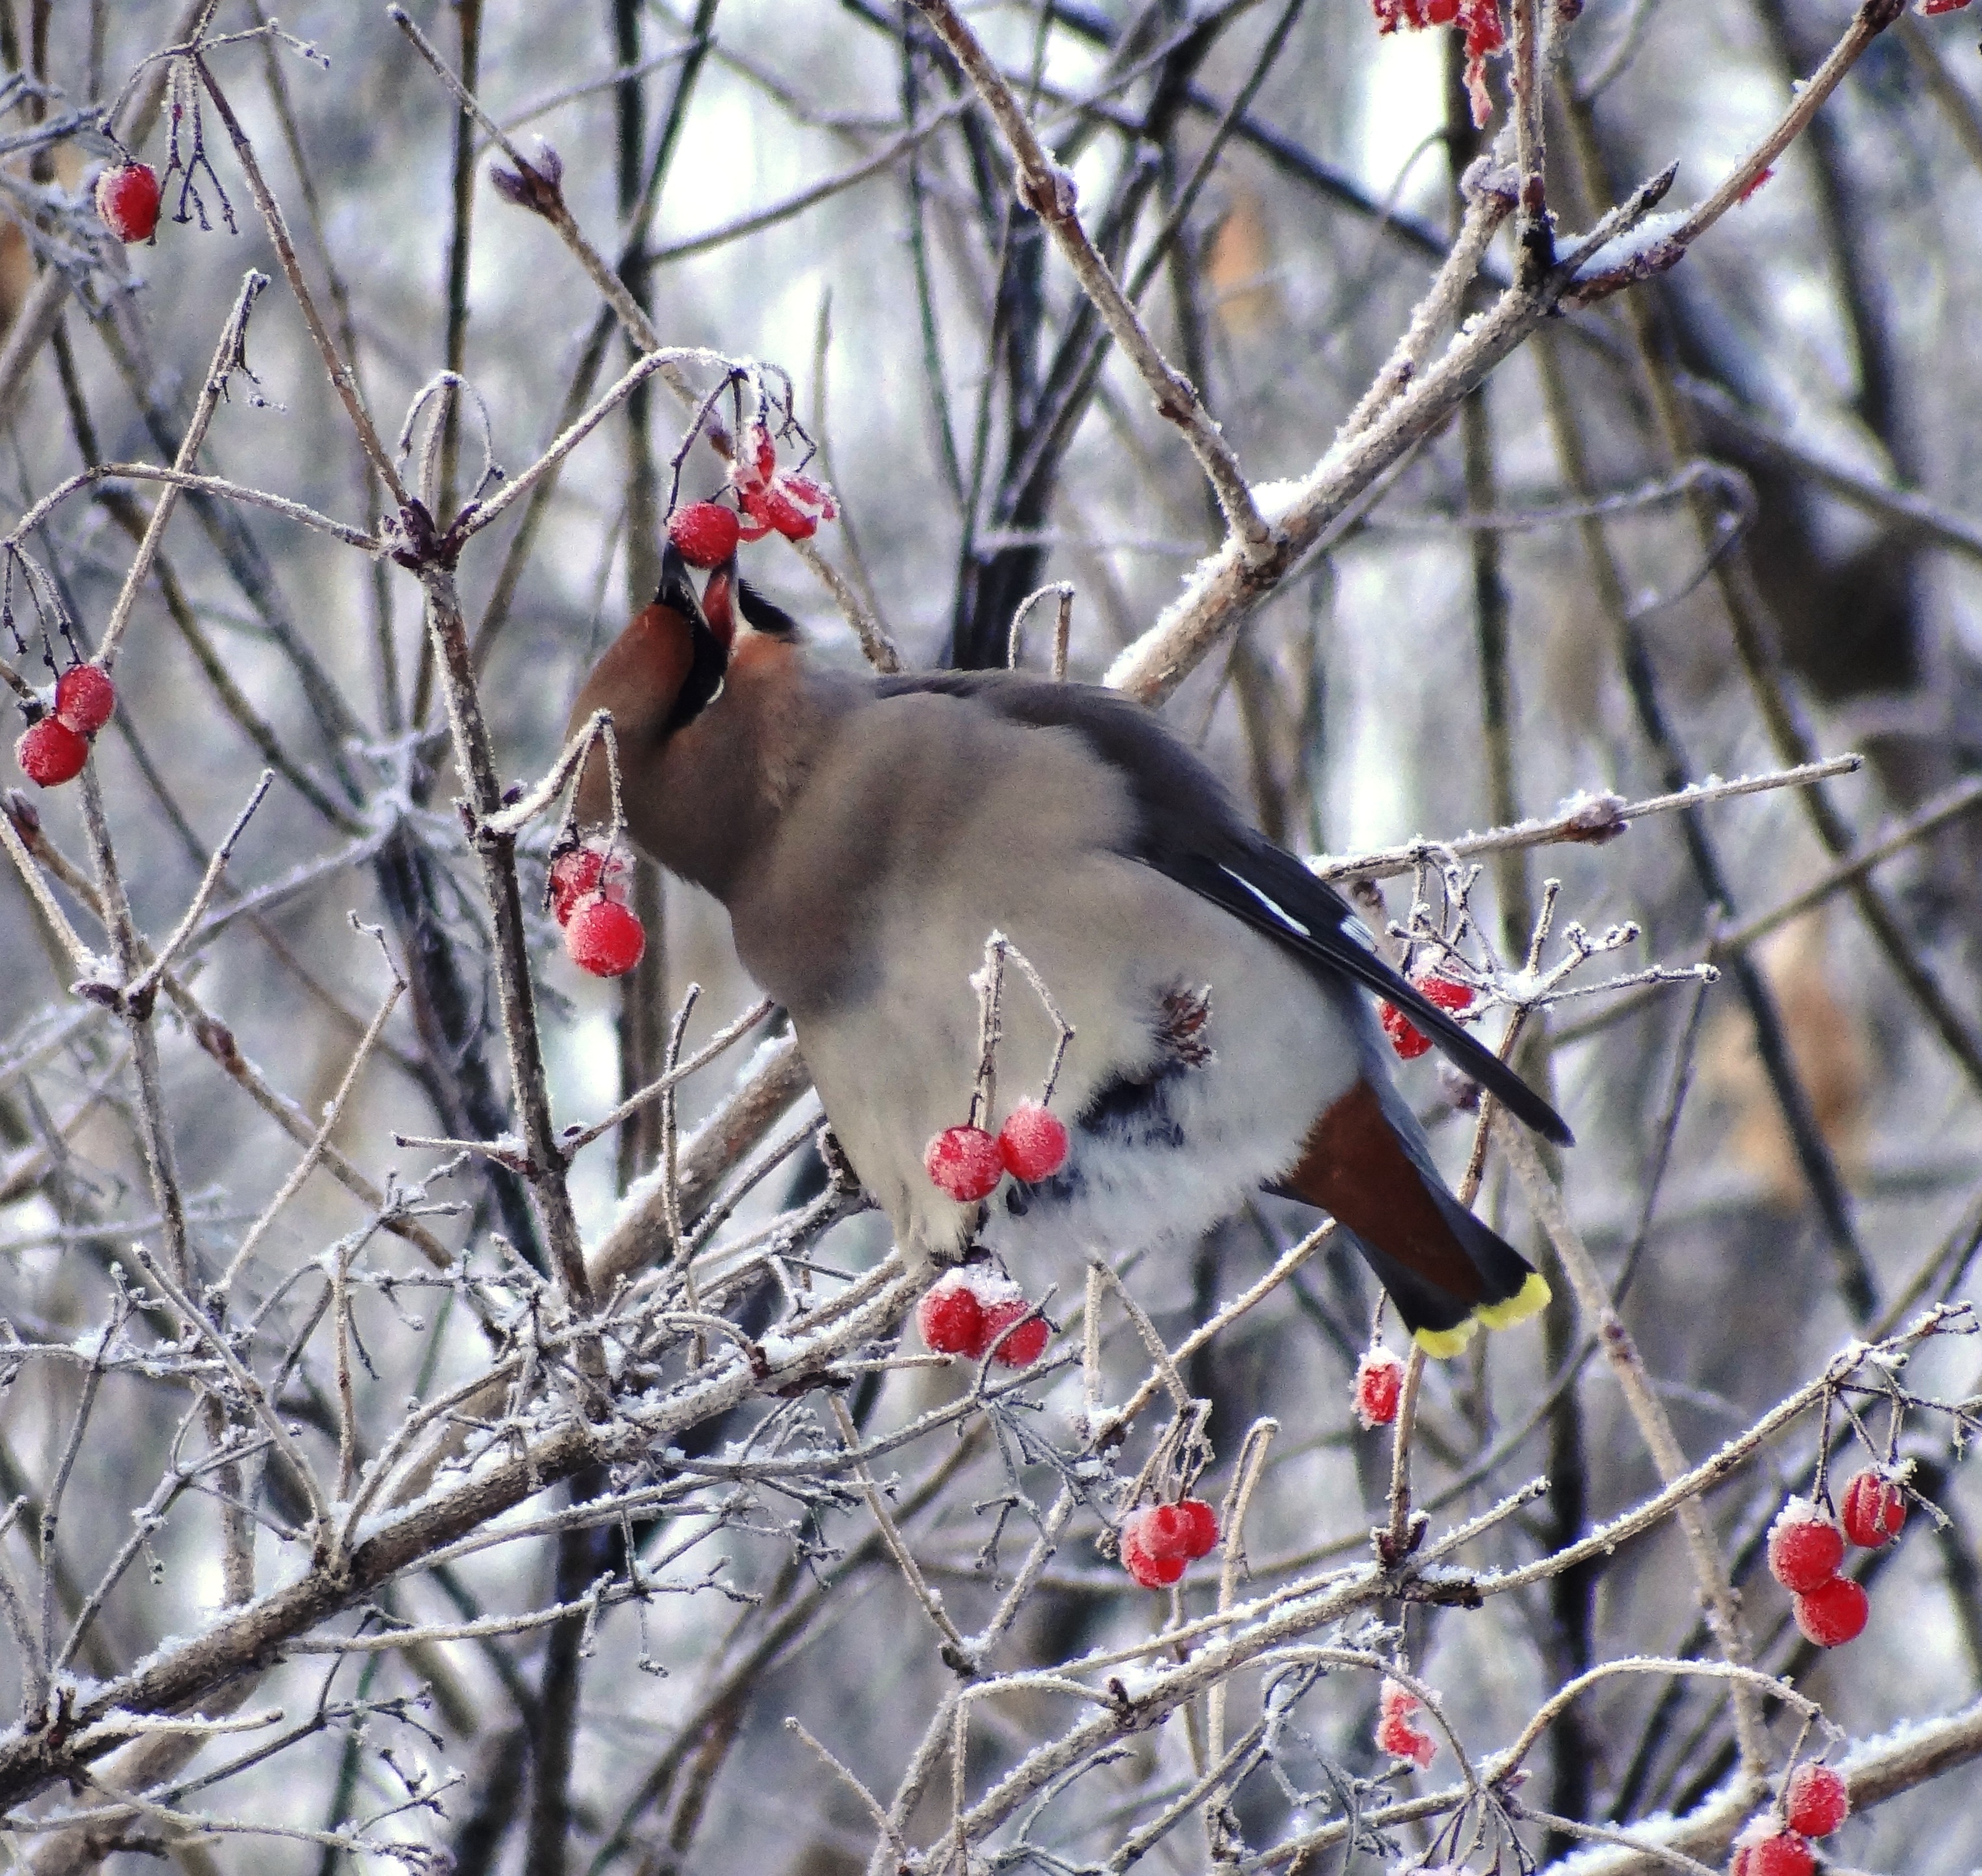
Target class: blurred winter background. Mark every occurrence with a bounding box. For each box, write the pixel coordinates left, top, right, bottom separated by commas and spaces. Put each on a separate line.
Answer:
1, 1, 1981, 1871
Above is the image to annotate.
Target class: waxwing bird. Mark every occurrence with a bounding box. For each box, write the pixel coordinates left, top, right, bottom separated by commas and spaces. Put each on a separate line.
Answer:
565, 546, 1571, 1354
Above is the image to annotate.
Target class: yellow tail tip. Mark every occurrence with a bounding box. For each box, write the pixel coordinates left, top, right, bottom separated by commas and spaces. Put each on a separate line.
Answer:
1476, 1271, 1553, 1331
1413, 1274, 1552, 1357
1413, 1319, 1478, 1359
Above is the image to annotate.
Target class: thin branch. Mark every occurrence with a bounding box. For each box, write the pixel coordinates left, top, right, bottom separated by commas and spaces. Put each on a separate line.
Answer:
828, 1393, 975, 1670
1497, 1115, 1767, 1778
647, 101, 973, 265
221, 964, 404, 1293
562, 997, 776, 1156
903, 0, 1274, 565
1104, 0, 1902, 705
95, 273, 274, 666
127, 1246, 334, 1544
1652, 0, 1907, 258
124, 771, 273, 1012
193, 58, 408, 505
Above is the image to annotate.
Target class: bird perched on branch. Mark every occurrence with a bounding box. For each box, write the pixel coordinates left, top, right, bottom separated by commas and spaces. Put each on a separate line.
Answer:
564, 544, 1570, 1354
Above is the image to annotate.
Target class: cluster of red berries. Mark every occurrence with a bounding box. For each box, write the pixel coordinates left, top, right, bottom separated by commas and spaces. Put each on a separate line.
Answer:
663, 424, 838, 569
1119, 1498, 1219, 1589
548, 840, 645, 978
729, 423, 837, 544
1765, 1470, 1906, 1647
915, 1268, 1049, 1368
1378, 971, 1475, 1061
924, 1101, 1070, 1204
1375, 1678, 1437, 1770
1728, 1762, 1850, 1875
15, 664, 116, 788
1353, 1344, 1405, 1428
96, 162, 162, 243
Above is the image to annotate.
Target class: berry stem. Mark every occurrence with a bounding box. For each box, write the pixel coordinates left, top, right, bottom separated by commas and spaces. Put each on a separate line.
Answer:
967, 931, 1008, 1130
1379, 1343, 1426, 1564
1003, 940, 1077, 1108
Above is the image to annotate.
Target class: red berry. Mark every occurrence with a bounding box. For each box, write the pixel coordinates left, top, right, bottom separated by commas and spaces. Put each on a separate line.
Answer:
53, 664, 115, 735
917, 1269, 1042, 1362
1920, 0, 1971, 13
780, 469, 835, 520
924, 1125, 1003, 1202
739, 481, 818, 542
1136, 1504, 1197, 1562
1354, 1345, 1406, 1428
747, 420, 778, 485
1379, 1001, 1431, 1060
95, 162, 162, 243
1173, 1498, 1219, 1558
1730, 1829, 1816, 1876
564, 894, 646, 977
1379, 972, 1472, 1059
667, 502, 742, 569
998, 1102, 1069, 1181
1459, 0, 1504, 56
549, 843, 629, 925
1375, 1679, 1436, 1770
1782, 1762, 1849, 1838
1792, 1576, 1869, 1648
1839, 1469, 1906, 1548
1766, 1500, 1844, 1594
1423, 0, 1458, 18
917, 1273, 986, 1358
979, 1297, 1049, 1367
1120, 1517, 1185, 1589
1121, 1501, 1216, 1567
728, 428, 836, 542
16, 717, 88, 786
1419, 973, 1475, 1014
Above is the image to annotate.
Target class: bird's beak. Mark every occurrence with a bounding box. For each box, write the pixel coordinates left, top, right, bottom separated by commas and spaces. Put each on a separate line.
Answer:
655, 539, 707, 625
700, 553, 740, 652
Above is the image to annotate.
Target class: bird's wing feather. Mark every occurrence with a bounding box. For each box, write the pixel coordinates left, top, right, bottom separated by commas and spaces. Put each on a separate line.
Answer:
1149, 846, 1572, 1146
875, 670, 1572, 1148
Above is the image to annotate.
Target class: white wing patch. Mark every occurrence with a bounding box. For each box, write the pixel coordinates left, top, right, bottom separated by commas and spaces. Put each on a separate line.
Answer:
1338, 915, 1378, 953
1217, 864, 1312, 938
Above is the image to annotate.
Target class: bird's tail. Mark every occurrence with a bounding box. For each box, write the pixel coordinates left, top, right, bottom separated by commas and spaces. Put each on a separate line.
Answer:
1278, 1077, 1550, 1356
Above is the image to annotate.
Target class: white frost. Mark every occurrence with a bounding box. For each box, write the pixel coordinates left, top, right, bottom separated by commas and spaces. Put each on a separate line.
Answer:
1571, 210, 1687, 282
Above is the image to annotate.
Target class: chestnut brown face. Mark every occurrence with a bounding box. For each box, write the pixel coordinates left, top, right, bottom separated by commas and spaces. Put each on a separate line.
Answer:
563, 544, 809, 875
565, 545, 729, 832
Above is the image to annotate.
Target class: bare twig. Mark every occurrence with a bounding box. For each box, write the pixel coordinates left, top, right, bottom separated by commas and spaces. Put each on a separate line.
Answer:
95, 273, 273, 666
1497, 1115, 1768, 1778
903, 0, 1275, 565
